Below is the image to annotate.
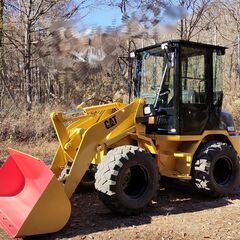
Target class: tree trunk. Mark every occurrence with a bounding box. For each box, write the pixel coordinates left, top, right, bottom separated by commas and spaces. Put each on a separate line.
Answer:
24, 20, 32, 111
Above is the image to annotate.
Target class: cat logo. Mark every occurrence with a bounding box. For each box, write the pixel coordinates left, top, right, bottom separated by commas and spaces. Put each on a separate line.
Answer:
104, 116, 117, 129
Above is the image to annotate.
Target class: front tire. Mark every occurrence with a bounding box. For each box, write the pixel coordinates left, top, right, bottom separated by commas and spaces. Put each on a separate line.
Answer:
95, 145, 160, 215
192, 141, 240, 197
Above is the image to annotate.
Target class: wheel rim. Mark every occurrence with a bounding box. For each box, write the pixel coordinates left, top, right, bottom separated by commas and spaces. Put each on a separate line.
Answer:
121, 165, 148, 199
213, 157, 233, 185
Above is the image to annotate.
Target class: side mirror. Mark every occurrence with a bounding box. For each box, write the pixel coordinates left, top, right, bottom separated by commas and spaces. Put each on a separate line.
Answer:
167, 52, 175, 68
161, 43, 175, 68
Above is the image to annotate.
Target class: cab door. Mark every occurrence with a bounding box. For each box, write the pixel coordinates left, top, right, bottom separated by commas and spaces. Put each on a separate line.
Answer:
179, 46, 210, 135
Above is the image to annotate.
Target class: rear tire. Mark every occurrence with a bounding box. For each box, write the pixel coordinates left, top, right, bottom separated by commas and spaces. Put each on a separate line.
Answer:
95, 145, 160, 215
192, 141, 240, 197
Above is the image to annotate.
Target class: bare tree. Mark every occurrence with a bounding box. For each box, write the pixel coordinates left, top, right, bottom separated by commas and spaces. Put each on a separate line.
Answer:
176, 0, 214, 40
220, 0, 240, 80
2, 0, 88, 110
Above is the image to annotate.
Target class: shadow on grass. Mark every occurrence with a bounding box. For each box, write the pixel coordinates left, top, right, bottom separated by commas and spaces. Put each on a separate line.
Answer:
24, 179, 240, 240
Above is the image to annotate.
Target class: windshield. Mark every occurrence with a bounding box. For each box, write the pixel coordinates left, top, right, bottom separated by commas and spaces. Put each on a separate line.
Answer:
134, 47, 174, 107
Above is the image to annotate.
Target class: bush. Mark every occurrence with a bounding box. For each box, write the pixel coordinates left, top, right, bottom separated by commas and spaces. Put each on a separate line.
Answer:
0, 106, 56, 142
224, 95, 240, 130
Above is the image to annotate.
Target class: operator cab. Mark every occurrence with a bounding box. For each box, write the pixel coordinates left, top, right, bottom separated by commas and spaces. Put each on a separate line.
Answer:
132, 40, 226, 135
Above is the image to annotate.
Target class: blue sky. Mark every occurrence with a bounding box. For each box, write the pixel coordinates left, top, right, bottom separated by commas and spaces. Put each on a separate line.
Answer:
78, 3, 187, 30
83, 5, 122, 27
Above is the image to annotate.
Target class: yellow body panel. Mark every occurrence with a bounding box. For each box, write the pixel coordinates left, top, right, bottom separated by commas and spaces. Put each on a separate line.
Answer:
152, 130, 240, 179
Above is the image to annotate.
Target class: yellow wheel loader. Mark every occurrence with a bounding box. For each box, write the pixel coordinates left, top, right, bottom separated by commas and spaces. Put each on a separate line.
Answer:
1, 40, 240, 238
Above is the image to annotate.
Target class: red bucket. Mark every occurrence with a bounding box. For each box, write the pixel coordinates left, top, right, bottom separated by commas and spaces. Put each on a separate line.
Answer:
0, 149, 71, 238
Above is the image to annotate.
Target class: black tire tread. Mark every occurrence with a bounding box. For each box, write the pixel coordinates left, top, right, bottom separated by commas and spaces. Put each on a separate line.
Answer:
192, 141, 240, 197
95, 145, 159, 215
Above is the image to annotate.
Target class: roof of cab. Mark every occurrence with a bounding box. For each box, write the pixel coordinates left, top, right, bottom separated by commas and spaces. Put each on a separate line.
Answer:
135, 39, 227, 53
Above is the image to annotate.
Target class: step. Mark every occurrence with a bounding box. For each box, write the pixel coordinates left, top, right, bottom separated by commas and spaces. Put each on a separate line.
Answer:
174, 152, 192, 158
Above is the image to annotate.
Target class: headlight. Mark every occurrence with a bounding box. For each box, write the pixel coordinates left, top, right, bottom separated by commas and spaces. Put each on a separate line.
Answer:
143, 106, 151, 115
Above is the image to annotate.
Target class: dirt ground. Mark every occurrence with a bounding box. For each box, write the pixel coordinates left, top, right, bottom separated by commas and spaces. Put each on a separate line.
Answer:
0, 142, 240, 240
0, 181, 240, 240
